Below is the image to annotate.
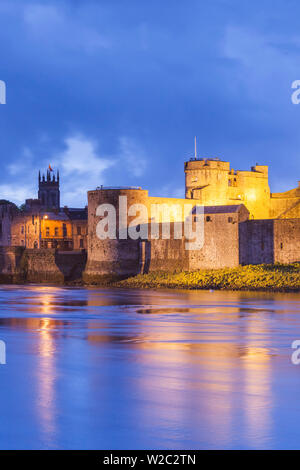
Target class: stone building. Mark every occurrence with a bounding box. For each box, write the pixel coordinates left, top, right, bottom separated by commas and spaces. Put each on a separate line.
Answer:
0, 169, 87, 250
39, 211, 72, 249
0, 200, 19, 246
64, 207, 88, 250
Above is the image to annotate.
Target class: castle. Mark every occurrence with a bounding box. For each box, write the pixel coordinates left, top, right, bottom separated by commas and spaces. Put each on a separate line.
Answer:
0, 157, 299, 283
84, 157, 300, 281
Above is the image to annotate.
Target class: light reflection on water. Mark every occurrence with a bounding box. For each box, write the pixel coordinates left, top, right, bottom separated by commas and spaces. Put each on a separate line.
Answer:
0, 286, 299, 449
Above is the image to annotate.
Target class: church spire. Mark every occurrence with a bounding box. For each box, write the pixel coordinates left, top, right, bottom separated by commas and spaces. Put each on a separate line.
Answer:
38, 166, 61, 210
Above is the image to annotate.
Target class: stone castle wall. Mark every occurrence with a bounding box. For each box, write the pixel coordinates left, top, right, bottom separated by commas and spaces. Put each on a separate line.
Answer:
239, 219, 300, 265
270, 186, 300, 219
0, 247, 86, 283
84, 188, 251, 280
145, 211, 244, 272
0, 246, 25, 282
84, 188, 206, 281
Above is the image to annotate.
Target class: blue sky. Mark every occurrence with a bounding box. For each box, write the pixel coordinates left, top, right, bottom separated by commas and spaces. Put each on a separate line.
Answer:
0, 0, 300, 207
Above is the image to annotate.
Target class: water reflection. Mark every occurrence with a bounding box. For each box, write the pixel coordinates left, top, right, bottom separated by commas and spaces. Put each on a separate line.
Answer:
36, 317, 57, 447
0, 285, 299, 448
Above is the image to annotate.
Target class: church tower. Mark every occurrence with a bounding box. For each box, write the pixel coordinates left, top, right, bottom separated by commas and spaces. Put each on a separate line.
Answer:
38, 168, 60, 210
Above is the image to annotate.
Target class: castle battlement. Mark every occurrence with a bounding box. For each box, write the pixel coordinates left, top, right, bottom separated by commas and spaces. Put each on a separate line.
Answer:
185, 158, 299, 219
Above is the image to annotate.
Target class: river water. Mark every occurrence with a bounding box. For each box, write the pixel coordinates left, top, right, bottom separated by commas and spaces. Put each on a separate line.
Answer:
0, 285, 299, 449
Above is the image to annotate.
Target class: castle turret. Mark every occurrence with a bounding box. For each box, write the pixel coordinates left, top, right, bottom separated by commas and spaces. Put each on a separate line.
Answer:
185, 158, 230, 203
38, 168, 60, 210
84, 187, 149, 281
184, 157, 270, 219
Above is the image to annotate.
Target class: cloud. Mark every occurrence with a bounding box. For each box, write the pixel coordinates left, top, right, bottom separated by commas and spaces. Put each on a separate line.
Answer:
53, 135, 114, 206
119, 136, 147, 177
0, 147, 37, 204
56, 135, 148, 205
7, 147, 34, 177
0, 134, 115, 207
1, 0, 300, 203
0, 184, 34, 206
24, 4, 63, 27
56, 135, 112, 175
222, 26, 300, 107
0, 132, 150, 207
23, 3, 110, 53
157, 184, 184, 199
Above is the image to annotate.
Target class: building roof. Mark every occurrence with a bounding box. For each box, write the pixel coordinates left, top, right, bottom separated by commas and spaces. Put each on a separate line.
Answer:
42, 212, 69, 221
188, 157, 227, 163
203, 204, 247, 214
64, 208, 87, 220
95, 186, 142, 190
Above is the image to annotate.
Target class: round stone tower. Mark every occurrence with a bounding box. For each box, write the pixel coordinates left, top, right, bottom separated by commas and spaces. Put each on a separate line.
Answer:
83, 187, 149, 282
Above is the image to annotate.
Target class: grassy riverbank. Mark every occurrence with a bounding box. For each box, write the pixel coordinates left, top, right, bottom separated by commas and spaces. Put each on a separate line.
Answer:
116, 263, 300, 292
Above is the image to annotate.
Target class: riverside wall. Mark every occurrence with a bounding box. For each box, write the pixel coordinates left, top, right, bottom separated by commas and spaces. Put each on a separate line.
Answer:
0, 247, 87, 283
239, 219, 300, 265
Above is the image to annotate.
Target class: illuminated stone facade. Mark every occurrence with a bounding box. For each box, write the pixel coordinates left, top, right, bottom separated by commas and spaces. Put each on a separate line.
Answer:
0, 170, 87, 250
0, 158, 299, 282
85, 157, 300, 279
185, 158, 300, 220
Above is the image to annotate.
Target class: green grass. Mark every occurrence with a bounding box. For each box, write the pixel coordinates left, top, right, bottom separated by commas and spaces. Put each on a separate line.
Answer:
115, 263, 300, 292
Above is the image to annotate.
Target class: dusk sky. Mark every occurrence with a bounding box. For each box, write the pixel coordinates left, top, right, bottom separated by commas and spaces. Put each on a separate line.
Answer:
0, 0, 300, 207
